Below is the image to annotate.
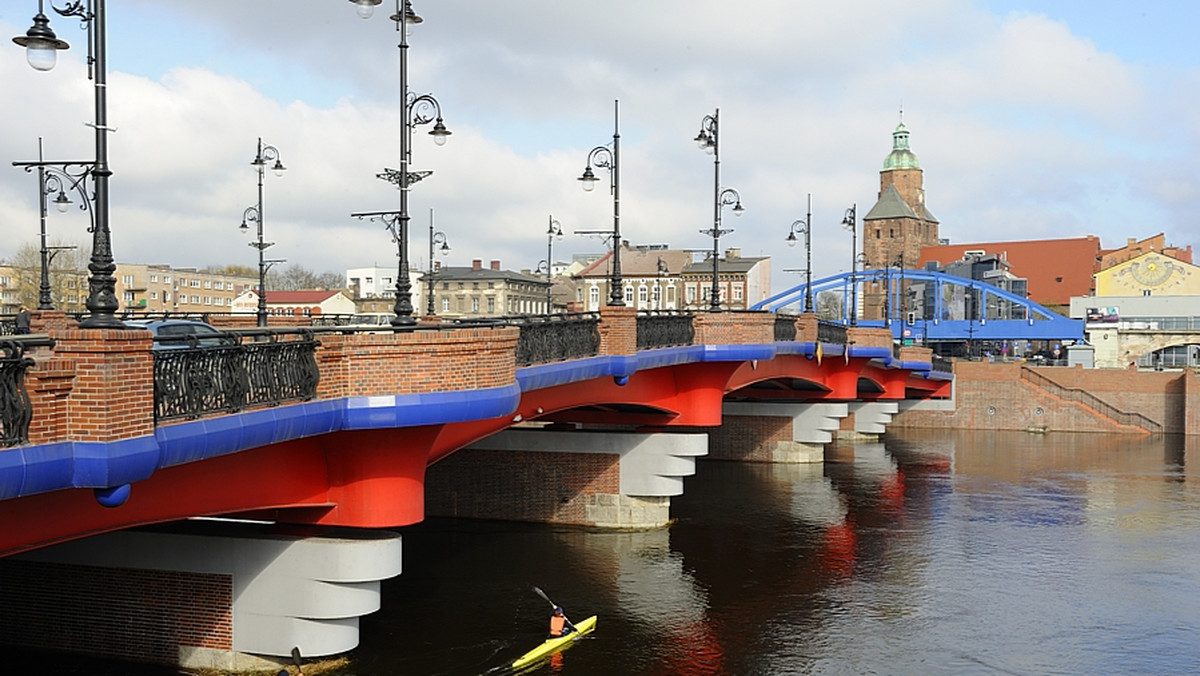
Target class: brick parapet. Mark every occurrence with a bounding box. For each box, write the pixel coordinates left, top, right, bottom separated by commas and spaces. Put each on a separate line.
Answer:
315, 326, 519, 398
48, 329, 155, 442
794, 313, 820, 343
847, 326, 894, 349
692, 311, 774, 345
598, 306, 637, 355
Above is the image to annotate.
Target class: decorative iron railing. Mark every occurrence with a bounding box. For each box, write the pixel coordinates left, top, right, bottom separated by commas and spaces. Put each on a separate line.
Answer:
774, 314, 798, 342
637, 311, 695, 350
930, 355, 953, 374
512, 313, 601, 367
817, 321, 848, 346
1020, 366, 1162, 434
1, 337, 55, 447
153, 332, 319, 423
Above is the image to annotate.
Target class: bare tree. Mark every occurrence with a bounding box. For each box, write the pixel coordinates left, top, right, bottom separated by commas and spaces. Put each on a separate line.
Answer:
816, 290, 844, 321
5, 240, 91, 311
266, 265, 346, 291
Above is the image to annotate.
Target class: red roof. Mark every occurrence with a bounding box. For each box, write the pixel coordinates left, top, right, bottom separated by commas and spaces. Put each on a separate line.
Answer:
918, 236, 1101, 307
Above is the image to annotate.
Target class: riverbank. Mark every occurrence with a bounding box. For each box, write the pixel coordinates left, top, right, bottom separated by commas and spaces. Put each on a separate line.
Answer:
892, 360, 1200, 435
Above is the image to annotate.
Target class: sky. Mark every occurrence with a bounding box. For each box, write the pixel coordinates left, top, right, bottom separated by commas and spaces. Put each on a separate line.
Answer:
2, 0, 1199, 296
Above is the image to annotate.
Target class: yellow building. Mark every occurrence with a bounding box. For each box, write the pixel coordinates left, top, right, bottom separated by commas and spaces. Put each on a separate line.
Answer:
1094, 250, 1200, 297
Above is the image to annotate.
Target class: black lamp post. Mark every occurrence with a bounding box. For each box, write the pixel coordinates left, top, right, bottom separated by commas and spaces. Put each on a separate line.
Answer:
537, 215, 563, 315
351, 0, 451, 327
13, 0, 123, 329
694, 109, 743, 311
19, 137, 78, 311
841, 204, 858, 326
785, 193, 813, 313
578, 100, 623, 307
426, 207, 449, 316
239, 137, 286, 328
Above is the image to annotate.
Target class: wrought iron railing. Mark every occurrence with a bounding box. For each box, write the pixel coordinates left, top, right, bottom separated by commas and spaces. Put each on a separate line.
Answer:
774, 314, 798, 342
637, 311, 695, 350
1, 336, 55, 447
817, 321, 848, 346
1020, 367, 1162, 434
153, 332, 319, 423
512, 313, 601, 367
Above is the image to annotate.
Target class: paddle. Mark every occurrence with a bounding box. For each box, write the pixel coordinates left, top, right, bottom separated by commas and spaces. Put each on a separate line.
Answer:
533, 586, 577, 634
292, 646, 303, 675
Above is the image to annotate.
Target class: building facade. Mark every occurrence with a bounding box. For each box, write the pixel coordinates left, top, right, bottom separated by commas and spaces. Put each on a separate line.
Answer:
430, 260, 549, 318
113, 264, 257, 314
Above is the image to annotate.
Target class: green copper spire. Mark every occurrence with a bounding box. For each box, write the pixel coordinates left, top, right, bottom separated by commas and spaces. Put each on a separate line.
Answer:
883, 121, 920, 171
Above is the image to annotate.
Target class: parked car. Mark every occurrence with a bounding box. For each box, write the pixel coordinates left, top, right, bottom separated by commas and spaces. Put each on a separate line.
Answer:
126, 319, 234, 349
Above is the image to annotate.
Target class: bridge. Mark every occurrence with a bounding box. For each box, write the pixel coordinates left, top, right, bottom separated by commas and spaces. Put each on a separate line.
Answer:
0, 308, 950, 670
752, 269, 1084, 344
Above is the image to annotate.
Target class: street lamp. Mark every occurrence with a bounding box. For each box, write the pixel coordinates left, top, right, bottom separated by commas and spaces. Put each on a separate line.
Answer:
578, 100, 623, 306
13, 0, 123, 329
785, 193, 814, 313
351, 0, 451, 327
841, 204, 858, 325
426, 207, 449, 316
18, 137, 78, 310
537, 215, 563, 314
239, 137, 286, 328
694, 108, 744, 311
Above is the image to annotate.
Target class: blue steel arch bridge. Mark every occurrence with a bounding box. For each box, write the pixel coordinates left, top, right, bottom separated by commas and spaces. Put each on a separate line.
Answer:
752, 269, 1083, 346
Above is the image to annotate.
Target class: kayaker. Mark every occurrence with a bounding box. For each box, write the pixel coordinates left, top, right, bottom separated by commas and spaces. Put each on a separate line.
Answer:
549, 606, 575, 638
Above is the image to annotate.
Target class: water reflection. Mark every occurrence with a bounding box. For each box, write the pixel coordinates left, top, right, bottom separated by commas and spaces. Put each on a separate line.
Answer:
18, 430, 1200, 675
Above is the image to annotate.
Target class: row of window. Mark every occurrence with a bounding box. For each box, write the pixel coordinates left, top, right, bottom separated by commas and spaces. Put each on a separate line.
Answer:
121, 290, 234, 306
123, 274, 240, 291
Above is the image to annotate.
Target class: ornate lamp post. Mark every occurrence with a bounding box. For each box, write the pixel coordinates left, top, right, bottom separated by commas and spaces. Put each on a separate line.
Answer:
13, 0, 123, 328
350, 0, 451, 327
785, 193, 814, 313
426, 207, 449, 316
536, 215, 563, 314
18, 137, 78, 310
239, 137, 286, 327
841, 204, 858, 325
694, 109, 743, 311
578, 100, 623, 306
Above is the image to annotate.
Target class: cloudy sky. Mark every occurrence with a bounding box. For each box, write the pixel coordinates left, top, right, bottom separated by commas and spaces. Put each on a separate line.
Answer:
2, 0, 1197, 294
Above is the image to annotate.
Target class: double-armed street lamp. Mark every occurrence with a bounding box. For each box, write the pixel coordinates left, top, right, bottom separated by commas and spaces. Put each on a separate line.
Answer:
536, 216, 563, 314
239, 137, 287, 327
13, 0, 123, 329
21, 137, 78, 310
841, 204, 858, 325
578, 100, 623, 307
785, 193, 814, 313
349, 0, 452, 327
694, 109, 743, 311
426, 208, 449, 316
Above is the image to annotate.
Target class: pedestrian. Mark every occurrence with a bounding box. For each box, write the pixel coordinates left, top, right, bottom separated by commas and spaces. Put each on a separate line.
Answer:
14, 305, 30, 334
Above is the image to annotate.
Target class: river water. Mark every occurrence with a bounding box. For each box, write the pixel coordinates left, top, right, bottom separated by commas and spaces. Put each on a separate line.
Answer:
23, 429, 1200, 675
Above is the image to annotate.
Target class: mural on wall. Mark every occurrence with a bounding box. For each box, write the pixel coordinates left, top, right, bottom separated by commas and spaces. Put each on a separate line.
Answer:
1096, 251, 1199, 296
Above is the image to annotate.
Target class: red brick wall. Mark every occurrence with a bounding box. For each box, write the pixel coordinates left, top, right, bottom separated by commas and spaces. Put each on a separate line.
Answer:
425, 449, 620, 524
692, 311, 774, 345
48, 329, 155, 442
892, 362, 1194, 434
706, 416, 792, 461
598, 306, 637, 355
0, 559, 232, 665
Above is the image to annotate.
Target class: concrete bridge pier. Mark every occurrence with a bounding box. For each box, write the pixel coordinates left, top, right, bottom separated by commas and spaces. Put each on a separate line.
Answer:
711, 402, 850, 463
0, 523, 401, 671
426, 428, 708, 529
841, 401, 901, 440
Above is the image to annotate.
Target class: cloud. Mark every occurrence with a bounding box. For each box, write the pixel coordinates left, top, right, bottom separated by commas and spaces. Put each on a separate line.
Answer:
2, 2, 1196, 297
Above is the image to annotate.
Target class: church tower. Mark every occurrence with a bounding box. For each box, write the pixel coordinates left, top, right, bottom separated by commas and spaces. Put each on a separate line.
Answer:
861, 119, 940, 321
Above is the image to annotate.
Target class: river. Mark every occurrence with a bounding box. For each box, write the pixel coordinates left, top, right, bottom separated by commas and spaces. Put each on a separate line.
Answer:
20, 429, 1200, 674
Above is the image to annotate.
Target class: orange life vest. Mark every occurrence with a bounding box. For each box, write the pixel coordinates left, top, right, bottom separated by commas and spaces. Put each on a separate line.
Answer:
549, 615, 567, 637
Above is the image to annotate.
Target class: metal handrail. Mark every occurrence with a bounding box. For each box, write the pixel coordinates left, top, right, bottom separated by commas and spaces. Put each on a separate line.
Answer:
1021, 367, 1162, 434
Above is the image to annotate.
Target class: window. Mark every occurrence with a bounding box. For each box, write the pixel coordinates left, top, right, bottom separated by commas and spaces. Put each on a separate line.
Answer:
733, 285, 744, 301
471, 297, 480, 313
190, 295, 200, 303
150, 291, 158, 300
164, 275, 172, 284
365, 277, 373, 284
190, 280, 200, 288
442, 297, 449, 312
122, 275, 134, 285
687, 286, 696, 303
150, 274, 158, 283
625, 286, 633, 303
638, 286, 648, 304
442, 282, 450, 290
0, 277, 9, 286
122, 291, 133, 302
473, 282, 480, 290
589, 286, 599, 307
204, 280, 212, 289
487, 297, 495, 313
204, 297, 212, 305
488, 282, 495, 289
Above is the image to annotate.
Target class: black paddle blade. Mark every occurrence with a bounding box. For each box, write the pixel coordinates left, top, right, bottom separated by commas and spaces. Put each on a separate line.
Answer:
533, 586, 556, 608
291, 646, 302, 668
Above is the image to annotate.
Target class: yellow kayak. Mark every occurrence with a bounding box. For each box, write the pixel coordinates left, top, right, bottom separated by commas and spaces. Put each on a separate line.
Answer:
511, 615, 597, 669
